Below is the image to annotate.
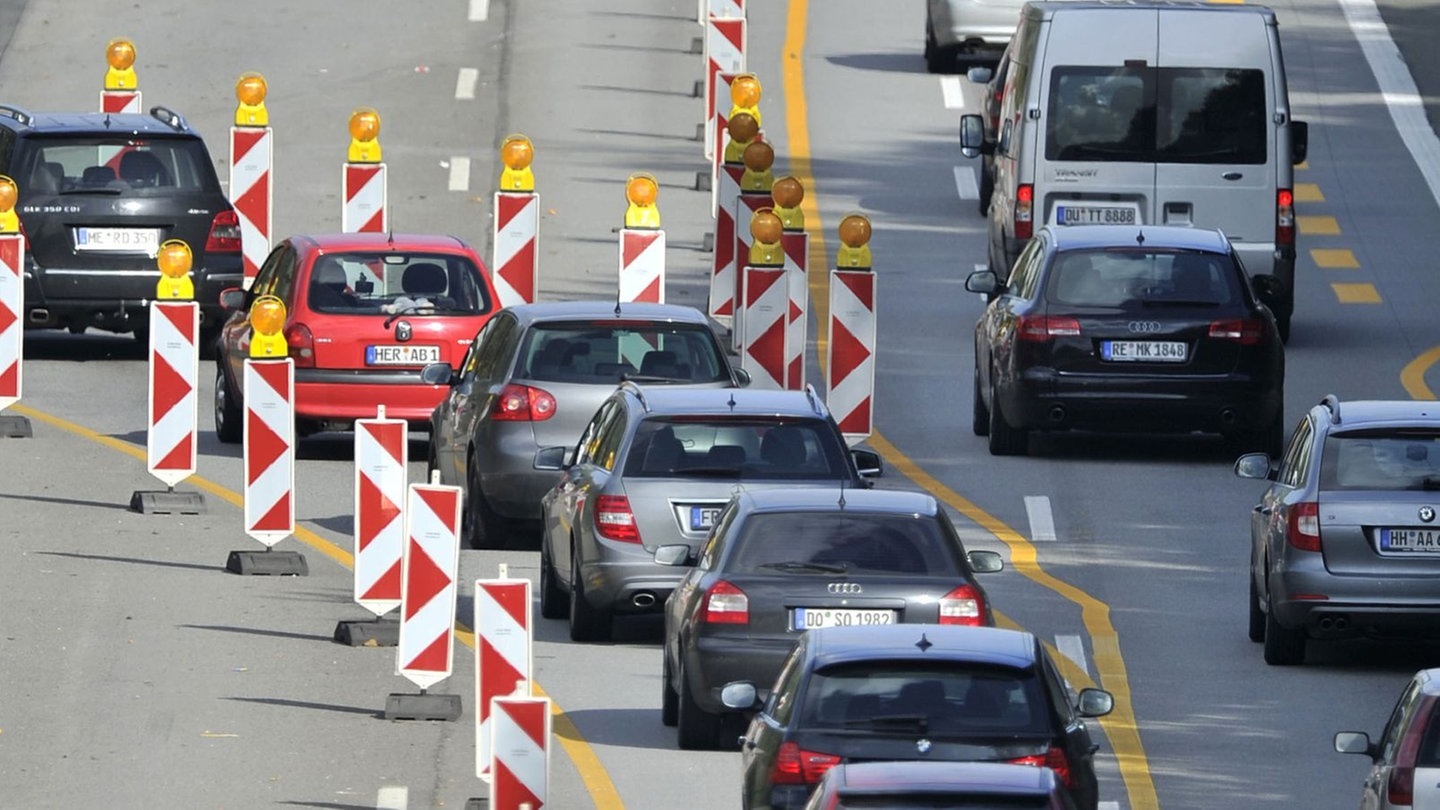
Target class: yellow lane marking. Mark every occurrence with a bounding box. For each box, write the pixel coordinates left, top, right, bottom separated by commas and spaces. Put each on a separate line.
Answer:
1311, 248, 1359, 268
11, 403, 624, 809
1332, 282, 1381, 303
1296, 159, 1310, 170
1297, 215, 1339, 235
1294, 182, 1324, 203
1402, 348, 1440, 400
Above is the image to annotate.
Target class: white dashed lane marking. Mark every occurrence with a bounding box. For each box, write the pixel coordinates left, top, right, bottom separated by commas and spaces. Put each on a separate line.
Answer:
940, 75, 966, 110
1056, 634, 1089, 678
469, 0, 490, 22
376, 785, 408, 810
448, 157, 471, 192
456, 67, 479, 100
1024, 495, 1057, 542
953, 165, 979, 200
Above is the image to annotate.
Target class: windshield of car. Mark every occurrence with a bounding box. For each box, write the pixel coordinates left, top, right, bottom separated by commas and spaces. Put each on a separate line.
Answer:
306, 253, 492, 316
799, 662, 1050, 737
835, 798, 1052, 810
1322, 431, 1440, 491
18, 137, 216, 194
517, 320, 730, 384
623, 418, 852, 479
728, 512, 963, 576
1046, 249, 1241, 308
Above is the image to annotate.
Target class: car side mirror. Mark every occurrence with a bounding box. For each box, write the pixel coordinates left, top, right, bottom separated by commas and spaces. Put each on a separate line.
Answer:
1233, 452, 1276, 481
420, 362, 455, 386
851, 449, 882, 478
1334, 731, 1375, 759
534, 445, 569, 471
967, 549, 1005, 574
960, 114, 985, 159
732, 367, 752, 388
653, 544, 692, 567
720, 681, 760, 711
965, 270, 999, 296
218, 287, 247, 311
1291, 120, 1308, 166
966, 66, 993, 85
1076, 688, 1114, 718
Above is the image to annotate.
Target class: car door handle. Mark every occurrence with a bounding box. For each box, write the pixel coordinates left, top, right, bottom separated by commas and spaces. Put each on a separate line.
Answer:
1255, 506, 1272, 515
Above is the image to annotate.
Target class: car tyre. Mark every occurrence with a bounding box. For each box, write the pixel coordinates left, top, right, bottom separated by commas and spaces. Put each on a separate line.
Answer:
214, 364, 242, 444
978, 162, 994, 217
1247, 573, 1265, 643
1262, 593, 1306, 665
987, 383, 1028, 456
464, 453, 506, 550
677, 664, 722, 750
539, 540, 568, 620
661, 651, 679, 727
569, 553, 612, 643
972, 369, 990, 437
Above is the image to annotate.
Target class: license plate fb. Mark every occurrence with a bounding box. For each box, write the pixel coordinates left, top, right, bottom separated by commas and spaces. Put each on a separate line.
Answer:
792, 608, 896, 630
689, 506, 722, 531
1102, 341, 1187, 362
366, 344, 440, 366
1380, 528, 1440, 553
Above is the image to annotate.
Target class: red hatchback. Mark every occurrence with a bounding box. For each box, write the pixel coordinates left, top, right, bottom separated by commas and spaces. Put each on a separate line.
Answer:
213, 232, 499, 442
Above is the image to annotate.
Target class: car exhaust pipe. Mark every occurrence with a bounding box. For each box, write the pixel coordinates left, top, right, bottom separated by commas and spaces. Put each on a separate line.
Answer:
1047, 406, 1066, 423
1219, 408, 1238, 425
631, 591, 656, 609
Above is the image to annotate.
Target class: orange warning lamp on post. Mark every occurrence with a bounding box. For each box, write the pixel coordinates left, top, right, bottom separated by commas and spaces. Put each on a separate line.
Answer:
234, 72, 269, 127
749, 209, 784, 267
0, 175, 18, 234
347, 107, 382, 164
837, 214, 873, 270
499, 134, 535, 192
729, 73, 762, 128
104, 37, 137, 91
248, 295, 288, 358
724, 112, 759, 165
740, 141, 775, 193
772, 177, 805, 231
155, 239, 194, 300
624, 173, 661, 229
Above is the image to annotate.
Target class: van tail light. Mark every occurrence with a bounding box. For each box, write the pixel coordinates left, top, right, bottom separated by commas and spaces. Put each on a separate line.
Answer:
1017, 315, 1080, 342
701, 580, 748, 625
593, 495, 641, 544
1286, 501, 1321, 551
1276, 189, 1295, 248
771, 741, 841, 785
284, 322, 315, 368
1208, 318, 1265, 345
206, 209, 243, 253
1010, 747, 1074, 789
939, 584, 987, 625
490, 383, 557, 422
1015, 183, 1034, 240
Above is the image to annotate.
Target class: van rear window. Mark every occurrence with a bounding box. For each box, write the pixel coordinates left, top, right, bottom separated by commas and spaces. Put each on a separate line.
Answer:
1047, 67, 1266, 165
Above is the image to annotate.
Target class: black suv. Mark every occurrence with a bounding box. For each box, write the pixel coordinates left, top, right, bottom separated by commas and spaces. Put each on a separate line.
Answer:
0, 104, 242, 340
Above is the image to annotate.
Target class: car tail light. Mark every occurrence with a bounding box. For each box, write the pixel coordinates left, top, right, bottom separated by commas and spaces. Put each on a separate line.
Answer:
284, 322, 315, 368
1276, 189, 1294, 248
490, 383, 557, 422
701, 580, 748, 625
1010, 747, 1074, 789
594, 495, 640, 543
1286, 501, 1320, 552
1388, 697, 1436, 806
771, 741, 841, 785
1017, 315, 1080, 342
1015, 184, 1034, 240
939, 584, 987, 626
206, 209, 242, 253
1208, 318, 1265, 345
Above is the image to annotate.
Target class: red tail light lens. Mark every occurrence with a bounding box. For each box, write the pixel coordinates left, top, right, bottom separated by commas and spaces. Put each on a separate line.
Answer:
939, 584, 987, 626
1010, 747, 1074, 788
771, 741, 841, 785
594, 495, 640, 543
701, 580, 748, 625
1388, 697, 1433, 806
206, 209, 242, 253
284, 322, 315, 368
1276, 189, 1295, 248
1286, 501, 1320, 551
1017, 315, 1080, 342
1208, 318, 1265, 345
490, 383, 556, 422
1015, 184, 1034, 240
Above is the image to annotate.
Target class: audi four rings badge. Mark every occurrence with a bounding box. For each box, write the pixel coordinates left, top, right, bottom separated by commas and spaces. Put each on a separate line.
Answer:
827, 582, 862, 594
1128, 321, 1163, 333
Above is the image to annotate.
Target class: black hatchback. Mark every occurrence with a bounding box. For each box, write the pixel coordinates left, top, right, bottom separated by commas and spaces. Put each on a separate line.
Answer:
966, 224, 1285, 457
658, 487, 1005, 750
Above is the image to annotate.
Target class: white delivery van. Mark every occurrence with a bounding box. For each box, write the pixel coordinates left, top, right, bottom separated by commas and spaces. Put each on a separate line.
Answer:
961, 0, 1307, 340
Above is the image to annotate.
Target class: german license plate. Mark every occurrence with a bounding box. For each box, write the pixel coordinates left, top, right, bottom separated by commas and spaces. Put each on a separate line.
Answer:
793, 608, 896, 630
689, 506, 723, 531
366, 344, 440, 366
74, 227, 161, 255
1380, 528, 1440, 552
1101, 341, 1187, 362
1055, 204, 1138, 226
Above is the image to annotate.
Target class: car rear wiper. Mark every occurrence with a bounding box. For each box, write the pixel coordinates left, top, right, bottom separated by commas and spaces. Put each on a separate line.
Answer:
1140, 299, 1220, 307
756, 560, 848, 574
381, 303, 475, 327
60, 187, 122, 196
622, 373, 684, 384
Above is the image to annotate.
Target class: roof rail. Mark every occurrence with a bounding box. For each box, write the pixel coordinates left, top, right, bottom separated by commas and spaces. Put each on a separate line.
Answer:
0, 104, 34, 127
1320, 394, 1341, 424
149, 106, 187, 131
804, 384, 825, 416
620, 380, 650, 413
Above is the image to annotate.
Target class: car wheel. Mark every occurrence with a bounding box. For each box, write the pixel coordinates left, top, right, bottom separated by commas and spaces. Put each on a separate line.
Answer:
978, 163, 994, 217
1262, 593, 1306, 665
661, 651, 679, 727
1275, 310, 1291, 345
1247, 572, 1265, 643
987, 382, 1028, 456
972, 368, 990, 437
464, 453, 505, 550
677, 664, 722, 750
539, 540, 568, 620
214, 364, 242, 444
568, 553, 612, 643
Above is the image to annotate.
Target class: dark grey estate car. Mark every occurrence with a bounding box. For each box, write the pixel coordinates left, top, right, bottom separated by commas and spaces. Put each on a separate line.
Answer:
539, 384, 883, 643
1236, 395, 1440, 665
0, 104, 242, 341
660, 487, 1005, 751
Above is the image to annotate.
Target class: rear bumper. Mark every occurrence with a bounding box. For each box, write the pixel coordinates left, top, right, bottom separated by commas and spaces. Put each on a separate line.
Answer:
294, 372, 445, 424
999, 368, 1282, 434
578, 551, 686, 616
23, 252, 243, 330
686, 635, 795, 714
1273, 568, 1440, 638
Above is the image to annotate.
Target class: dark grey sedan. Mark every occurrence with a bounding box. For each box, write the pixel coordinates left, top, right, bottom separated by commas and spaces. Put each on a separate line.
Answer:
659, 487, 1005, 751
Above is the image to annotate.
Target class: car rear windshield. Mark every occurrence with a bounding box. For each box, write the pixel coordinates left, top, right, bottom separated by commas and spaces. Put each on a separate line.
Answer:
836, 798, 1051, 810
18, 136, 217, 194
727, 512, 963, 576
623, 418, 851, 479
307, 253, 493, 316
800, 662, 1050, 736
1046, 249, 1243, 308
1321, 431, 1440, 491
518, 321, 729, 384
1046, 66, 1267, 164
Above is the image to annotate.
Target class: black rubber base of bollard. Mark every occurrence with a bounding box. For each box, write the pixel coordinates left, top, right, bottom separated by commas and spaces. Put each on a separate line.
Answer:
226, 549, 309, 576
385, 692, 462, 721
0, 414, 33, 438
130, 490, 207, 515
334, 617, 400, 647
463, 798, 489, 810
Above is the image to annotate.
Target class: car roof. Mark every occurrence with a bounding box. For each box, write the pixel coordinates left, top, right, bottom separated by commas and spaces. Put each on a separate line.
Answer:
286, 232, 474, 255
807, 625, 1039, 669
1315, 398, 1440, 431
833, 760, 1060, 795
1044, 224, 1232, 253
1025, 0, 1274, 17
626, 385, 827, 417
736, 487, 939, 516
9, 110, 197, 136
503, 300, 714, 326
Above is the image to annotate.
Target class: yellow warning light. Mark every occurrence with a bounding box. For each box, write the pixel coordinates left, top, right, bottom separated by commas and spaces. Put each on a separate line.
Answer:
624, 173, 661, 229
499, 134, 536, 192
731, 74, 762, 113
347, 107, 382, 164
740, 141, 775, 193
0, 175, 17, 234
155, 239, 194, 299
771, 176, 805, 231
234, 72, 269, 127
104, 38, 138, 91
837, 214, 873, 270
724, 112, 759, 165
749, 209, 784, 267
249, 295, 289, 358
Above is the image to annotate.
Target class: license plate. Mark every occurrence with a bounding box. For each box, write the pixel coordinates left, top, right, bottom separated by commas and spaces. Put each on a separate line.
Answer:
1380, 528, 1440, 552
793, 608, 896, 630
689, 506, 723, 531
1054, 204, 1138, 226
366, 344, 440, 366
74, 227, 161, 255
1101, 340, 1187, 362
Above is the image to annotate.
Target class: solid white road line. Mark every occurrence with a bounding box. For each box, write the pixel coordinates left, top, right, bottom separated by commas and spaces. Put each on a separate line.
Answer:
1098, 802, 1121, 810
448, 158, 471, 192
1056, 634, 1089, 677
1024, 495, 1057, 542
953, 165, 979, 200
376, 785, 408, 810
456, 67, 479, 100
940, 75, 965, 110
469, 0, 490, 22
